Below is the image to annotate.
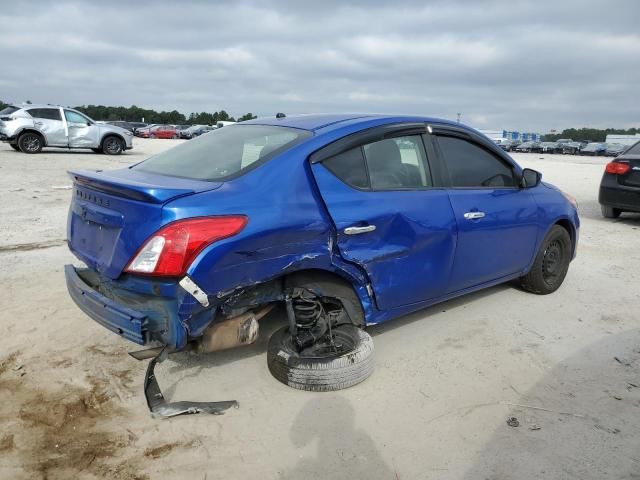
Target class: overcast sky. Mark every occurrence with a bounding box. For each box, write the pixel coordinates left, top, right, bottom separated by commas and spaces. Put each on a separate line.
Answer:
1, 0, 638, 131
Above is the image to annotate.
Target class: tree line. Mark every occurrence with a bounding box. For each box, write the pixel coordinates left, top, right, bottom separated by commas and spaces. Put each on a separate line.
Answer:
0, 100, 257, 125
1, 100, 636, 138
544, 127, 639, 143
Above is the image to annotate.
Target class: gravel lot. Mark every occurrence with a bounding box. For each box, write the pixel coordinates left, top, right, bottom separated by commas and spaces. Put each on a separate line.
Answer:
0, 139, 639, 480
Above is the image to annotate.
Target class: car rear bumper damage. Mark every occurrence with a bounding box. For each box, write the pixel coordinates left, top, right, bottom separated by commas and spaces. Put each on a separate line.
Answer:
65, 264, 150, 344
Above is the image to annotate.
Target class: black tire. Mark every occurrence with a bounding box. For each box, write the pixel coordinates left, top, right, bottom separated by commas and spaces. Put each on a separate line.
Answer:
9, 144, 20, 151
267, 324, 374, 392
601, 205, 621, 219
91, 148, 103, 154
102, 135, 123, 155
18, 132, 43, 153
520, 225, 572, 295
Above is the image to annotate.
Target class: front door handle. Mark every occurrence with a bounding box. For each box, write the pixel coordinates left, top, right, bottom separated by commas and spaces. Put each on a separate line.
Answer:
344, 225, 376, 235
463, 211, 486, 220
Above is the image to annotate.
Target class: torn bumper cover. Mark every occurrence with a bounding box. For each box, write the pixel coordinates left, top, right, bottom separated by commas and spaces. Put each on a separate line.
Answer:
65, 264, 148, 344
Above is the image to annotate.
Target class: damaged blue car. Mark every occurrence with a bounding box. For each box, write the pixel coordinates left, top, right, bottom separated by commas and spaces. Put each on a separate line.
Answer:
66, 114, 579, 394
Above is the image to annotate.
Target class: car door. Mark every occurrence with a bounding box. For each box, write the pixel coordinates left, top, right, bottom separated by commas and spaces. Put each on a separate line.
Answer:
27, 108, 67, 146
432, 129, 539, 293
310, 124, 457, 310
65, 109, 100, 148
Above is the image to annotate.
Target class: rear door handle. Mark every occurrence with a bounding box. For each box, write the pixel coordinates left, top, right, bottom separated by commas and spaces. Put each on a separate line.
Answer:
344, 225, 376, 235
463, 211, 486, 220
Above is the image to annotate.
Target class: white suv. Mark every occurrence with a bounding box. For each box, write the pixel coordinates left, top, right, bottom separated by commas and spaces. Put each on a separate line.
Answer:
0, 104, 133, 155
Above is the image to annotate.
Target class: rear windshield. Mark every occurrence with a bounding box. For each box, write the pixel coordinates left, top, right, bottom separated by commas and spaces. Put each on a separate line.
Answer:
625, 141, 640, 155
0, 106, 19, 115
135, 124, 311, 181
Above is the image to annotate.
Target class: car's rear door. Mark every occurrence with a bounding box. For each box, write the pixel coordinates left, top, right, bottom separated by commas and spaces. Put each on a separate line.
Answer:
431, 127, 539, 293
27, 107, 67, 146
310, 124, 457, 310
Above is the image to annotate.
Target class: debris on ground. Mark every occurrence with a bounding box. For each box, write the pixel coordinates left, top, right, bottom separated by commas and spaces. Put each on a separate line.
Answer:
614, 356, 631, 366
507, 417, 520, 427
529, 424, 541, 431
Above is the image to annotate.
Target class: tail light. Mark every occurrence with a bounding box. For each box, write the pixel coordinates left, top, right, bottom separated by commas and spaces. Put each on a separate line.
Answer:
605, 162, 631, 175
125, 216, 247, 277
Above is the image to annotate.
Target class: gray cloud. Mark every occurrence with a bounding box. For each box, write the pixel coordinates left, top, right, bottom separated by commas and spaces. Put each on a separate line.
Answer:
0, 0, 638, 131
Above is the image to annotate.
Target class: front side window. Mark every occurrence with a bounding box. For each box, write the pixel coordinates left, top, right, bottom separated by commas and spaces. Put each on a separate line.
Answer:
64, 110, 89, 124
363, 136, 431, 189
437, 135, 516, 188
28, 108, 62, 121
136, 124, 311, 181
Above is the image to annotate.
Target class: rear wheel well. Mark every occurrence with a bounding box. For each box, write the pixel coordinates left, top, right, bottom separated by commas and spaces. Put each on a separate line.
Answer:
284, 269, 365, 327
19, 129, 45, 145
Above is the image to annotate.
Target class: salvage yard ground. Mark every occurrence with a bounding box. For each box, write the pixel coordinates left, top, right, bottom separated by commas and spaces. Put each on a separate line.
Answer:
0, 139, 639, 480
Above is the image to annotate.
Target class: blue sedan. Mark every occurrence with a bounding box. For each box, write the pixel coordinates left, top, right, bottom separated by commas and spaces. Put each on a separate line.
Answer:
65, 114, 579, 394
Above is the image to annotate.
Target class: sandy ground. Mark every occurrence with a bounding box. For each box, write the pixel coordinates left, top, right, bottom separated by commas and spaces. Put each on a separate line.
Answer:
0, 139, 639, 480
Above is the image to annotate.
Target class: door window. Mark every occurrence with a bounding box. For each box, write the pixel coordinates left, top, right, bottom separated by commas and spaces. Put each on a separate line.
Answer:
437, 135, 516, 188
64, 110, 89, 124
323, 147, 369, 189
363, 136, 431, 189
28, 108, 62, 121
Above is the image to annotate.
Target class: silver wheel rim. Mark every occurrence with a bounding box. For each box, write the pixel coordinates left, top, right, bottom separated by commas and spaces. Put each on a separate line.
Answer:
22, 134, 41, 152
104, 138, 121, 154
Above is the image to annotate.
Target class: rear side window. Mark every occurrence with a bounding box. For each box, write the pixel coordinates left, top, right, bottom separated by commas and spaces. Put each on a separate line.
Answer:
323, 147, 369, 189
363, 136, 431, 189
136, 125, 311, 181
28, 108, 62, 121
437, 135, 516, 188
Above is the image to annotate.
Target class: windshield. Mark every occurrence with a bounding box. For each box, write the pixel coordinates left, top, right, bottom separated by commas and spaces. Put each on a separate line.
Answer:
0, 106, 19, 115
135, 124, 312, 181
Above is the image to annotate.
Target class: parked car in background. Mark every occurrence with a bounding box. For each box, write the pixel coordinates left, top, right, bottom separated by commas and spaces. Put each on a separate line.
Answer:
556, 138, 573, 145
182, 125, 217, 139
580, 142, 607, 156
130, 122, 148, 133
65, 113, 579, 396
495, 139, 518, 152
540, 142, 560, 154
515, 141, 541, 153
216, 121, 236, 128
107, 120, 136, 132
135, 124, 159, 137
149, 125, 178, 139
605, 143, 627, 157
0, 104, 133, 154
561, 142, 583, 155
599, 141, 640, 218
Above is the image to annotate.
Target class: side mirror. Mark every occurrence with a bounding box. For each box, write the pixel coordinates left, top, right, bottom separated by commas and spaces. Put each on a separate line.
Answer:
87, 121, 92, 126
521, 168, 542, 188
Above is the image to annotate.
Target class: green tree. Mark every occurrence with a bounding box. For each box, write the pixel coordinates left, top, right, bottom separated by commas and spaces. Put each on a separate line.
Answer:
238, 113, 257, 122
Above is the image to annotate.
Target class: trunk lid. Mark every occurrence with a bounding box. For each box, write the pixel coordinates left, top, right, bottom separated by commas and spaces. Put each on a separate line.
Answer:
67, 168, 222, 279
619, 155, 640, 188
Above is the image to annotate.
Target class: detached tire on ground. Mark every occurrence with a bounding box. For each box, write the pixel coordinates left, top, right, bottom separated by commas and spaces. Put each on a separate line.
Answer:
267, 324, 374, 392
519, 225, 572, 295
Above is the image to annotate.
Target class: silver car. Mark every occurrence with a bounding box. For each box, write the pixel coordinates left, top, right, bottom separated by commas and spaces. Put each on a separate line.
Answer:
0, 104, 133, 155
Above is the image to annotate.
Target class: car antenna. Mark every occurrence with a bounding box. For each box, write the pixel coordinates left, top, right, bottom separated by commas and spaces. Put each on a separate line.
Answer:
276, 112, 286, 118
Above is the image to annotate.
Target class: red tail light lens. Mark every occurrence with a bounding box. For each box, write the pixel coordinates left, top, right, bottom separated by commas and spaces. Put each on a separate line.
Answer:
605, 162, 631, 175
125, 216, 247, 277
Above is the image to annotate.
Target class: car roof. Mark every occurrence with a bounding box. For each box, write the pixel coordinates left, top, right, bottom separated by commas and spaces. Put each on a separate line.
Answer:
241, 113, 460, 133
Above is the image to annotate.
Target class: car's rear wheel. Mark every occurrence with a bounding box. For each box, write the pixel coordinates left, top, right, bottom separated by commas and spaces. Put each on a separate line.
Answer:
102, 135, 123, 155
520, 225, 571, 295
601, 205, 621, 219
9, 144, 20, 151
18, 132, 43, 154
267, 324, 374, 392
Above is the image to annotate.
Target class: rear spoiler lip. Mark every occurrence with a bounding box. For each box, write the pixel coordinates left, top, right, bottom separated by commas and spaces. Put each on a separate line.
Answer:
68, 169, 222, 204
